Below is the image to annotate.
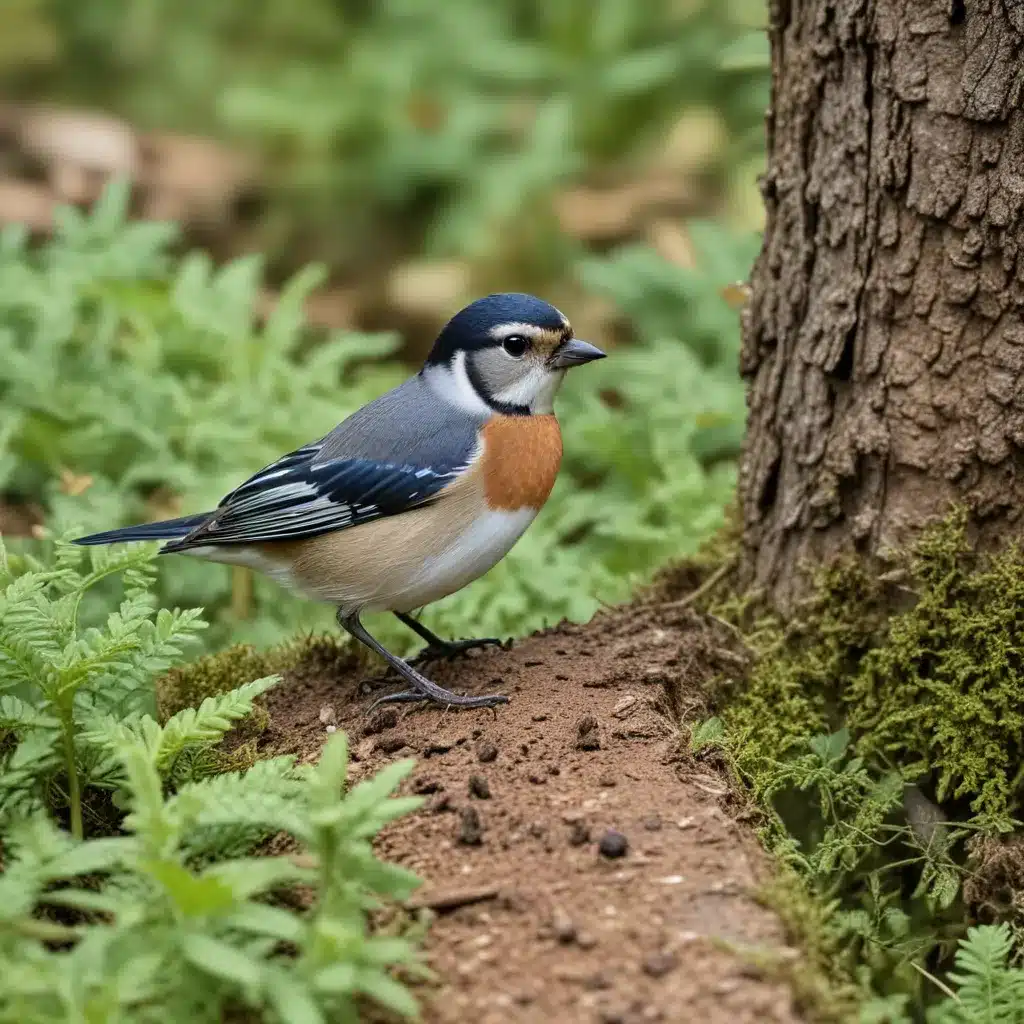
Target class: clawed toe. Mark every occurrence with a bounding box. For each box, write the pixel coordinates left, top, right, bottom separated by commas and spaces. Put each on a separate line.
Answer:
420, 636, 503, 661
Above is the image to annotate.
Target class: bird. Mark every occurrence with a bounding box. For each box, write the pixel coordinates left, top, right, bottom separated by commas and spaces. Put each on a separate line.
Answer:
75, 293, 606, 710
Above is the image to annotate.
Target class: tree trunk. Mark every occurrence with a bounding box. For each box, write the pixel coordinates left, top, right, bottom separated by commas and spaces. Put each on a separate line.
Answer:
739, 0, 1024, 609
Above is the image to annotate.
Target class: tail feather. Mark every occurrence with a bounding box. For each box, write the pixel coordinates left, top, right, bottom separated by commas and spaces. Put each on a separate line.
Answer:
73, 512, 212, 547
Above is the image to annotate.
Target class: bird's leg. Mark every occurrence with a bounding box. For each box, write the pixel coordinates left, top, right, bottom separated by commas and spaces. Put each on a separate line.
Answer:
394, 611, 502, 660
339, 611, 508, 711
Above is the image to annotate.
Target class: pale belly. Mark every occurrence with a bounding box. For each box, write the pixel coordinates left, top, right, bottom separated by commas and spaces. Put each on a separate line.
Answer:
188, 506, 537, 614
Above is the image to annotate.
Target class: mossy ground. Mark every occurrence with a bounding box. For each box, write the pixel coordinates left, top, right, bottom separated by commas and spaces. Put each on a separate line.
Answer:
668, 508, 1024, 1017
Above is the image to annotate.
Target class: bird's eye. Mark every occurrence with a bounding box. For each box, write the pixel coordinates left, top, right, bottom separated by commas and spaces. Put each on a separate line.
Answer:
502, 335, 530, 358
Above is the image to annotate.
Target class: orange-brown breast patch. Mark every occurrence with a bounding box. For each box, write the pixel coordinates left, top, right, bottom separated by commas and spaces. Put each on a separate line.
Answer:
480, 413, 563, 511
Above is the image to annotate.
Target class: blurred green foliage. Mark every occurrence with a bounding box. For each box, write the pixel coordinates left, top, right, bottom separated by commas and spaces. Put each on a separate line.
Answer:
0, 185, 757, 654
3, 0, 768, 271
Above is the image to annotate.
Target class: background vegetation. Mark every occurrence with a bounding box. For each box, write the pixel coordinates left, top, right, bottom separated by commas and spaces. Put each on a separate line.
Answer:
0, 2, 770, 1020
10, 3, 1024, 1022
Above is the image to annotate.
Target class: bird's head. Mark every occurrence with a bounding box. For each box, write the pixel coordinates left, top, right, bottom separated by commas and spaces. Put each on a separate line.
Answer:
423, 293, 605, 416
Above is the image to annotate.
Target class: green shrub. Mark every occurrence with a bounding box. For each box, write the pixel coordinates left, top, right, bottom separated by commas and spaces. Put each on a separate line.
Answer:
0, 539, 425, 1022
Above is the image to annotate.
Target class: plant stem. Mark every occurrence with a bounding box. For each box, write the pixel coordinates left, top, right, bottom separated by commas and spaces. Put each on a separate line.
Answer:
60, 711, 83, 840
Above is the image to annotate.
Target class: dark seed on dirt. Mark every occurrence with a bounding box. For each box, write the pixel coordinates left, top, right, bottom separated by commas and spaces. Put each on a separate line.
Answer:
599, 775, 617, 787
477, 741, 499, 763
520, 742, 530, 756
598, 830, 629, 859
425, 741, 453, 757
362, 708, 399, 735
468, 774, 491, 800
457, 807, 484, 845
528, 822, 546, 838
555, 673, 570, 681
547, 764, 561, 776
643, 813, 662, 831
524, 660, 544, 667
575, 715, 601, 751
642, 950, 679, 977
471, 729, 482, 739
568, 821, 591, 846
532, 713, 548, 722
412, 777, 443, 795
528, 773, 547, 785
375, 734, 408, 754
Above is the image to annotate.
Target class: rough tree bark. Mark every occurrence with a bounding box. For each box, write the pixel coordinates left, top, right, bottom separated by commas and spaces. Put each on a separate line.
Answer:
739, 0, 1024, 609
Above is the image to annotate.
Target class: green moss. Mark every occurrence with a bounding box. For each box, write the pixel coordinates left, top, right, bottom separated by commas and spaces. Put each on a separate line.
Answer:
157, 643, 282, 722
703, 508, 1024, 1016
753, 870, 862, 1023
720, 557, 885, 794
722, 509, 1024, 822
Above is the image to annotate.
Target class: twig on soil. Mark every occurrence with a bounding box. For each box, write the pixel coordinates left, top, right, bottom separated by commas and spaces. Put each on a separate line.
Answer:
405, 885, 500, 914
657, 559, 737, 611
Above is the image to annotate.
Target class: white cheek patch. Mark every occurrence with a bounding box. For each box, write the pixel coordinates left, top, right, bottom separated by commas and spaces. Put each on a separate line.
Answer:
494, 365, 564, 414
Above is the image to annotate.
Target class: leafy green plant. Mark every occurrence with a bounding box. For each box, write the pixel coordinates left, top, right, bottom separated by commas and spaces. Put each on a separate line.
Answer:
927, 925, 1024, 1023
0, 730, 423, 1023
0, 535, 214, 837
0, 538, 425, 1022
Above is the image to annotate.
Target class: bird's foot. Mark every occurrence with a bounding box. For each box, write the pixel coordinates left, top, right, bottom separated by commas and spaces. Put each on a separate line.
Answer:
417, 636, 503, 661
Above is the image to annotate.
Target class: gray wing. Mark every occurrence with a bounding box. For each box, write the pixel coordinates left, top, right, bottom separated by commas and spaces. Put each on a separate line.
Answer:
164, 375, 485, 550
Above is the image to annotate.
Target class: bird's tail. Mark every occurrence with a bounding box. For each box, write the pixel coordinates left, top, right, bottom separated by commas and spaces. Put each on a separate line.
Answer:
73, 512, 212, 548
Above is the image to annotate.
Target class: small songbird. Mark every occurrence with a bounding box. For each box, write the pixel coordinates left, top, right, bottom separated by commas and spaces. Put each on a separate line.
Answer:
75, 293, 605, 710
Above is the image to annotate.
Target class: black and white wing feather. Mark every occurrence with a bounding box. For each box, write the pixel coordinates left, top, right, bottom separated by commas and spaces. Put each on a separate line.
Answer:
162, 372, 486, 552
163, 441, 471, 550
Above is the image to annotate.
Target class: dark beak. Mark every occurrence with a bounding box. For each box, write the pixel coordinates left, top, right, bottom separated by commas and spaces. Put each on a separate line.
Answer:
548, 338, 606, 369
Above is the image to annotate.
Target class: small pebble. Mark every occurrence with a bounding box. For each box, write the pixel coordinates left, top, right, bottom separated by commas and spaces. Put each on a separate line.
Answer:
642, 951, 679, 978
552, 907, 577, 944
324, 724, 337, 734
643, 814, 662, 831
598, 830, 629, 859
411, 777, 443, 795
528, 773, 547, 785
318, 704, 336, 725
575, 715, 601, 751
362, 708, 398, 735
376, 735, 408, 754
457, 807, 484, 846
577, 931, 598, 950
477, 741, 499, 763
468, 774, 492, 799
598, 775, 617, 787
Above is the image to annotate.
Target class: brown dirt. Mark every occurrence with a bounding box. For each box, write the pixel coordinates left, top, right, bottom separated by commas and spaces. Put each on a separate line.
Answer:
261, 603, 805, 1024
